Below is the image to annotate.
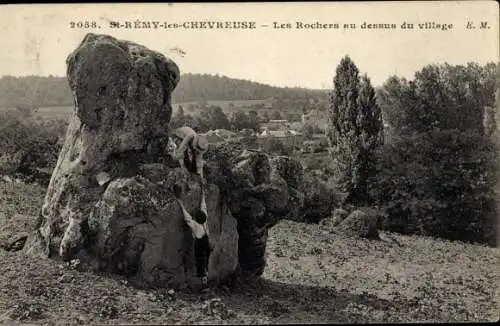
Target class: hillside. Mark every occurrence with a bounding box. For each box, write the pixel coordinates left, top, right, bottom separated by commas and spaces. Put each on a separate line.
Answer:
173, 73, 329, 103
0, 74, 329, 109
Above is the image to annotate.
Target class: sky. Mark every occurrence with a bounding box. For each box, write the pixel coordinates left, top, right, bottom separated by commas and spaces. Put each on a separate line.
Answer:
0, 1, 498, 89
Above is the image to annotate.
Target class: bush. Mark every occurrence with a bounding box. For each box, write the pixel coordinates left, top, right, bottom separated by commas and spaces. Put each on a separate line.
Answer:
262, 138, 292, 156
0, 111, 67, 181
369, 129, 498, 246
298, 172, 341, 223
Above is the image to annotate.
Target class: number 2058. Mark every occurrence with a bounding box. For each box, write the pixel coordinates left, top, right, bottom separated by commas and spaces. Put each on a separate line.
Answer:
69, 21, 99, 29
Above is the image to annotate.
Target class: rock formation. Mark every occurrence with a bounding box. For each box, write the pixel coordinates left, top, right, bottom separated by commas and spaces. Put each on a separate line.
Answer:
24, 33, 304, 289
229, 151, 304, 276
334, 209, 380, 240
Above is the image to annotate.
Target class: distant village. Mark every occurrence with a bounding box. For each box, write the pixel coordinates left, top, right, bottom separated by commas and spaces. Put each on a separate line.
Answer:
170, 97, 392, 154
202, 108, 330, 154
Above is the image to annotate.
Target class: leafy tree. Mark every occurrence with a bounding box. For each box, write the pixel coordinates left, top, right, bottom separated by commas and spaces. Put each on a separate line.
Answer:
302, 124, 315, 140
376, 76, 432, 133
170, 105, 185, 129
484, 106, 497, 137
371, 62, 499, 246
378, 62, 498, 134
369, 130, 498, 246
270, 110, 283, 120
182, 114, 208, 133
198, 105, 231, 130
247, 110, 261, 132
261, 111, 270, 123
328, 56, 383, 204
357, 74, 384, 151
262, 137, 288, 155
230, 110, 250, 131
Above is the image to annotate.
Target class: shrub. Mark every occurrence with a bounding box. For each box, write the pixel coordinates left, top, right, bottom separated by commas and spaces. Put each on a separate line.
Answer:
262, 138, 291, 156
298, 172, 341, 223
368, 129, 498, 246
0, 112, 67, 181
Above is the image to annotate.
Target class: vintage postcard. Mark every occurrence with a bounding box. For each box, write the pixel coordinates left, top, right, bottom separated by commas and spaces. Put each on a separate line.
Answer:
0, 1, 498, 325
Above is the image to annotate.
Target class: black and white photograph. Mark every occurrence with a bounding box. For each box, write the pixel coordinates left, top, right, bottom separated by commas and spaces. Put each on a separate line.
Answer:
0, 1, 498, 324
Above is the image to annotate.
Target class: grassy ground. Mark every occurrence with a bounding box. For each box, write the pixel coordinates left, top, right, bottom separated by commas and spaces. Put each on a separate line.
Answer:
0, 181, 499, 324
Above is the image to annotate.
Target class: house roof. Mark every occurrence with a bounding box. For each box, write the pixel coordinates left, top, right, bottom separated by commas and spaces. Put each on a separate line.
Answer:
259, 129, 302, 137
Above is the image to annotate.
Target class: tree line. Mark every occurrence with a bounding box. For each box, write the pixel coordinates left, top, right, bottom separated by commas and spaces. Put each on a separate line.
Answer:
172, 73, 329, 103
171, 105, 263, 133
327, 57, 498, 246
0, 73, 329, 109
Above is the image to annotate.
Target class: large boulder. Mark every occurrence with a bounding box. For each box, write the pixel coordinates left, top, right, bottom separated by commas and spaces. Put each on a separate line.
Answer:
24, 33, 303, 289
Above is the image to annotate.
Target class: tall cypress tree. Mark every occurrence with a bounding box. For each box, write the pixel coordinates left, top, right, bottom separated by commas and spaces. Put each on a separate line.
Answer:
328, 56, 383, 204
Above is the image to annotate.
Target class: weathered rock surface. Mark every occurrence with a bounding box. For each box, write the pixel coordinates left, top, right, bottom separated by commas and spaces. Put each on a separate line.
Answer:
87, 171, 239, 287
24, 33, 304, 288
228, 151, 304, 276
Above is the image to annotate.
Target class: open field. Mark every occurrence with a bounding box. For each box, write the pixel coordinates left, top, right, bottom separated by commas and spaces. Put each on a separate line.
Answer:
173, 99, 272, 111
0, 107, 73, 121
0, 181, 498, 324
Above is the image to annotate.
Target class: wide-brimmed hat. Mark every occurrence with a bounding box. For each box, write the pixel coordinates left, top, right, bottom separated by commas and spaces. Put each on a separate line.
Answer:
192, 134, 209, 152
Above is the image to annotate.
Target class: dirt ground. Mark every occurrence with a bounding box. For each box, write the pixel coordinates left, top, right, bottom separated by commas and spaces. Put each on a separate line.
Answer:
0, 181, 499, 325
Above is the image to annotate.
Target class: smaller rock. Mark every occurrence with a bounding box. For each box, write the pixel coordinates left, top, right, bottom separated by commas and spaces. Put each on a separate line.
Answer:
319, 217, 336, 228
335, 209, 380, 239
333, 208, 349, 218
202, 298, 234, 320
70, 259, 81, 268
58, 274, 73, 283
1, 175, 12, 183
0, 214, 37, 252
7, 236, 27, 251
332, 208, 349, 225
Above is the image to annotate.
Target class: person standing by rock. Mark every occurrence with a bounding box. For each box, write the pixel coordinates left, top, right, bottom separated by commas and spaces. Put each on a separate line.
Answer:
174, 184, 213, 291
170, 126, 209, 179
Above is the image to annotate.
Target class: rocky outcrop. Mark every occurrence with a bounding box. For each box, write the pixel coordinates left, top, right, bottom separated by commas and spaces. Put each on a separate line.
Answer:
228, 151, 304, 276
24, 33, 304, 289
